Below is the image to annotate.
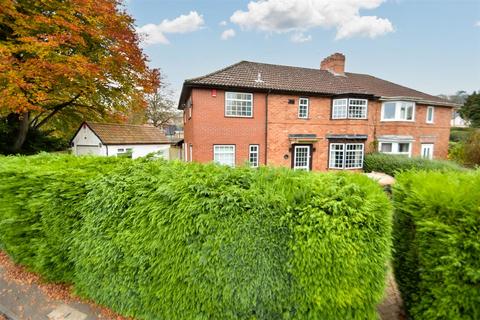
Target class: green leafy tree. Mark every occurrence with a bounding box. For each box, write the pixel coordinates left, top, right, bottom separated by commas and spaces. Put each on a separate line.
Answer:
460, 91, 480, 128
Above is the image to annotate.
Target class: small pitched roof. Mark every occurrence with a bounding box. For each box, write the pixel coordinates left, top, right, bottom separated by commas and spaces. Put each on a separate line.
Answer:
83, 122, 172, 145
179, 61, 455, 108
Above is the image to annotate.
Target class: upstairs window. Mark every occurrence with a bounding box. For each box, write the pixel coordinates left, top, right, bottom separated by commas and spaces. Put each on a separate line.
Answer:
381, 101, 415, 121
225, 92, 253, 117
298, 98, 309, 119
426, 106, 434, 123
332, 98, 368, 119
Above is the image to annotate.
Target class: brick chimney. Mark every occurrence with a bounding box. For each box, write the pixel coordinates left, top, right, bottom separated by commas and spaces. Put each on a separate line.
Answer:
320, 53, 345, 75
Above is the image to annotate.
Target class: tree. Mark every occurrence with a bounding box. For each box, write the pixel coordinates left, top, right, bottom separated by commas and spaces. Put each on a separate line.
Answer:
460, 92, 480, 128
0, 0, 159, 153
145, 75, 179, 129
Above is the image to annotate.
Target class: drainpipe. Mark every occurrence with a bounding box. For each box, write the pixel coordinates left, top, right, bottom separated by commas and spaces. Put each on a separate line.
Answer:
265, 90, 271, 165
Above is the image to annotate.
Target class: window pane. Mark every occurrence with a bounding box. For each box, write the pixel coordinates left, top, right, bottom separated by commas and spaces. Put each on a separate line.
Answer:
332, 99, 347, 119
405, 103, 413, 120
329, 144, 344, 168
214, 145, 235, 167
298, 98, 309, 118
225, 92, 253, 117
345, 144, 364, 168
398, 143, 410, 153
294, 146, 310, 170
427, 107, 434, 122
348, 99, 367, 119
249, 145, 259, 167
380, 143, 392, 153
383, 103, 396, 119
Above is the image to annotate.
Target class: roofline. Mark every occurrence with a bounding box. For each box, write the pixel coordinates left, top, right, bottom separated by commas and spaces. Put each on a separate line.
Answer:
379, 96, 459, 107
70, 121, 105, 145
103, 142, 177, 145
178, 83, 376, 109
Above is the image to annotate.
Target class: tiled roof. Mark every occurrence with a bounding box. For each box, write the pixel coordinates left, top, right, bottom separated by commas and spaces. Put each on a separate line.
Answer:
181, 61, 453, 106
86, 122, 172, 145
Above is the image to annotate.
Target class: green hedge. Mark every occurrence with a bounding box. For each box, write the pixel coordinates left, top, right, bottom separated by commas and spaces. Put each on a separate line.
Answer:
0, 154, 126, 282
393, 170, 480, 320
363, 153, 462, 177
0, 155, 392, 319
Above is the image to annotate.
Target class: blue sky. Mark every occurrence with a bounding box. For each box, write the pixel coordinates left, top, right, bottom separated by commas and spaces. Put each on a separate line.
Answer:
125, 0, 480, 99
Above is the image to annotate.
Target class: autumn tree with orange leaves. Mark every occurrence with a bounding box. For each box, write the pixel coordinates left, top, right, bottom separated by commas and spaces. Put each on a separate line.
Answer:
0, 0, 159, 153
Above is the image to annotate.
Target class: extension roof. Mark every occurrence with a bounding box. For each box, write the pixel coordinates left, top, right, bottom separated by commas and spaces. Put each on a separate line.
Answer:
178, 61, 455, 108
76, 122, 173, 145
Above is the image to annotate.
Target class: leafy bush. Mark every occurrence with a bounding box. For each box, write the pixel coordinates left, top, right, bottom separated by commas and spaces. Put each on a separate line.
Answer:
0, 154, 126, 282
0, 155, 392, 319
449, 127, 473, 143
363, 153, 462, 177
393, 170, 480, 320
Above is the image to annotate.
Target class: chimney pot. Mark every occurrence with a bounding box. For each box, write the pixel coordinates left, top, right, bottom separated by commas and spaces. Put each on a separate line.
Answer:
320, 53, 345, 75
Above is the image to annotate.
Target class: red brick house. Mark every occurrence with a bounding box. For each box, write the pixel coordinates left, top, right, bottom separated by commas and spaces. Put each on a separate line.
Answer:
178, 53, 457, 171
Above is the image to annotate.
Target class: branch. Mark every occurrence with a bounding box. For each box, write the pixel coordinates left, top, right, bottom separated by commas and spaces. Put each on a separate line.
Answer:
32, 93, 82, 129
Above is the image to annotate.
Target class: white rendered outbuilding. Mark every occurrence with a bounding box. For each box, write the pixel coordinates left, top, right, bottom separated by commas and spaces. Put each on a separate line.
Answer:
71, 122, 182, 160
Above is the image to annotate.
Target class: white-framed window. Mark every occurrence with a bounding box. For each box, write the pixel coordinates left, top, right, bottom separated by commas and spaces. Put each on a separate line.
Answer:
225, 92, 253, 117
332, 98, 368, 119
189, 144, 193, 162
421, 144, 434, 160
249, 145, 259, 167
426, 106, 434, 124
329, 143, 364, 169
298, 98, 309, 119
381, 101, 415, 121
188, 106, 192, 119
378, 142, 412, 157
117, 148, 133, 158
214, 145, 235, 167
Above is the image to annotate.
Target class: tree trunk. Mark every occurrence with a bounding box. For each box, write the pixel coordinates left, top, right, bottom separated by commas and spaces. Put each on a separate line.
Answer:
12, 111, 29, 153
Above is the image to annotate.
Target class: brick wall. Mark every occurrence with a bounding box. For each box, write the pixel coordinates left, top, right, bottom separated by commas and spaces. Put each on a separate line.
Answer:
183, 88, 452, 170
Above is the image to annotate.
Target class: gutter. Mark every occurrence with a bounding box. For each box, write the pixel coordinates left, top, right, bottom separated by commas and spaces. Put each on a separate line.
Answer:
379, 96, 460, 107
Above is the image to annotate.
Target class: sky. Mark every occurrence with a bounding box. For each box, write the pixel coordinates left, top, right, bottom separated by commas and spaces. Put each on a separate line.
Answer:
125, 0, 480, 100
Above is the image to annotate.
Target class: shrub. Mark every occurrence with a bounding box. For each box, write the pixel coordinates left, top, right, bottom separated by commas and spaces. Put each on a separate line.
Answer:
363, 153, 463, 177
449, 127, 472, 143
0, 154, 126, 282
393, 170, 480, 320
0, 155, 392, 319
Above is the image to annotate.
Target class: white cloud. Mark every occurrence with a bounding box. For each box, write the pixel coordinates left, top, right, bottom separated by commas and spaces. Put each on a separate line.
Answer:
230, 0, 394, 41
476, 21, 480, 27
221, 29, 236, 40
137, 11, 204, 45
219, 20, 228, 26
290, 32, 312, 43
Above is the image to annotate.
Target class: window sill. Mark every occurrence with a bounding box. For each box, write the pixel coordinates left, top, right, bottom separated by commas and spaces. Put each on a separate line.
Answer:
224, 115, 254, 118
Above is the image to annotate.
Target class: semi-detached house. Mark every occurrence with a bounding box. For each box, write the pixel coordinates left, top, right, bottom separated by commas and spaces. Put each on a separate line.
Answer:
178, 53, 457, 171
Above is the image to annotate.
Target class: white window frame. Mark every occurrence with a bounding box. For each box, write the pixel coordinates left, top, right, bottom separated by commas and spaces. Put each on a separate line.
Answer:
381, 101, 416, 121
298, 98, 309, 119
213, 145, 235, 167
249, 145, 259, 168
293, 145, 311, 171
332, 98, 368, 119
189, 144, 193, 162
328, 143, 364, 169
426, 106, 434, 124
421, 144, 434, 160
378, 141, 412, 157
225, 92, 253, 118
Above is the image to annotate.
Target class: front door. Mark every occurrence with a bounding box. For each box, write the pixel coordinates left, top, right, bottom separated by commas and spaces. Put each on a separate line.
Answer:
421, 144, 434, 160
293, 145, 311, 171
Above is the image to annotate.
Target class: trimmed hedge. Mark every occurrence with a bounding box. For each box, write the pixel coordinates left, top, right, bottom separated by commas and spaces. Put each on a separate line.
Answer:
0, 154, 126, 282
393, 170, 480, 320
363, 153, 462, 177
0, 155, 392, 319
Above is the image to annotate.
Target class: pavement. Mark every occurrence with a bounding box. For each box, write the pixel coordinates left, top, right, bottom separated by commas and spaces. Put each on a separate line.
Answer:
0, 252, 127, 320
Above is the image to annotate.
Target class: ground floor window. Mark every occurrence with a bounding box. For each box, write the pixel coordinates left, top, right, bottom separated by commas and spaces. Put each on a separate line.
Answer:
117, 148, 133, 158
421, 143, 434, 159
293, 145, 311, 171
378, 141, 412, 157
214, 145, 235, 167
329, 143, 364, 169
249, 145, 259, 167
